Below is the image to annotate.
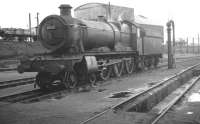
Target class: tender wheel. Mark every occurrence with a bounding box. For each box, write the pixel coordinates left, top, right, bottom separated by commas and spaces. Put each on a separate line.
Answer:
144, 58, 151, 69
62, 72, 78, 89
154, 57, 159, 67
151, 57, 156, 68
62, 72, 69, 89
125, 58, 135, 74
113, 62, 124, 77
136, 57, 144, 71
88, 73, 97, 87
99, 66, 112, 80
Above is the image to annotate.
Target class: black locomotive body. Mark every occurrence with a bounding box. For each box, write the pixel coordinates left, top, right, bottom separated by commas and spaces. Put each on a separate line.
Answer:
17, 3, 163, 89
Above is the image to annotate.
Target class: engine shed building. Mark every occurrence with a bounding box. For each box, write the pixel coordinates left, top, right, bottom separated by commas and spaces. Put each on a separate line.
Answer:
74, 2, 134, 22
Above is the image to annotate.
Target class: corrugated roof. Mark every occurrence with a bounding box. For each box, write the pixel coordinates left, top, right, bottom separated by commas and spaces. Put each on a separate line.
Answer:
74, 3, 105, 11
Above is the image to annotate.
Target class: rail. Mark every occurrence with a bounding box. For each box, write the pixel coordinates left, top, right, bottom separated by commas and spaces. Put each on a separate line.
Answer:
80, 63, 200, 124
151, 76, 200, 124
0, 77, 35, 89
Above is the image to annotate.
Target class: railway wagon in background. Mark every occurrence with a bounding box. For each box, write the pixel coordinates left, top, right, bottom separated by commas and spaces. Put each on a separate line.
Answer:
17, 3, 163, 90
0, 27, 37, 41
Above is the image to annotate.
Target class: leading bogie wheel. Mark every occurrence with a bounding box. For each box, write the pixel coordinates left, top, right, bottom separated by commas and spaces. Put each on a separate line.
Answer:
99, 66, 112, 80
35, 72, 53, 90
68, 72, 78, 89
62, 72, 69, 89
88, 73, 97, 87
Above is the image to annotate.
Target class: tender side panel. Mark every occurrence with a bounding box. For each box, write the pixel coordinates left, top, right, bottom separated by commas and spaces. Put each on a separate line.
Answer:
140, 24, 163, 56
143, 36, 163, 55
141, 24, 163, 38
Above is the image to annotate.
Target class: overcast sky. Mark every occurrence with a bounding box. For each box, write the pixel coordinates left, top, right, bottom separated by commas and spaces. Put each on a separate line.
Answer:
0, 0, 199, 42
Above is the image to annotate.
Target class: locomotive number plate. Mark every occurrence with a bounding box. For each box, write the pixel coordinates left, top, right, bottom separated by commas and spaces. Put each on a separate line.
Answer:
47, 25, 56, 30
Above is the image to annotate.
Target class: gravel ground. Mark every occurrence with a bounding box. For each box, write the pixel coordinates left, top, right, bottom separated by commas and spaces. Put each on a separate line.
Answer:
0, 58, 199, 124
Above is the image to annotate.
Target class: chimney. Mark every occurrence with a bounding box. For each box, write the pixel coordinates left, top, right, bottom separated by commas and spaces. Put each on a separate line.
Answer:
59, 4, 72, 17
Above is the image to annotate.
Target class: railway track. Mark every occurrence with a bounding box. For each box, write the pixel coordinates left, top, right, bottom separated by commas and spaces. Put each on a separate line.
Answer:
0, 58, 198, 103
79, 63, 200, 124
0, 77, 35, 89
0, 56, 199, 124
159, 55, 200, 67
0, 56, 199, 106
0, 87, 71, 106
150, 76, 200, 124
0, 89, 42, 103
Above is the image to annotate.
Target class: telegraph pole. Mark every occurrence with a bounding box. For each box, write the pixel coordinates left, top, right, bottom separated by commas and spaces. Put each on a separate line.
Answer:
29, 13, 32, 42
198, 34, 199, 54
108, 2, 111, 21
167, 21, 172, 69
167, 20, 175, 69
36, 12, 39, 27
186, 37, 189, 53
193, 37, 195, 54
36, 12, 39, 40
172, 22, 175, 57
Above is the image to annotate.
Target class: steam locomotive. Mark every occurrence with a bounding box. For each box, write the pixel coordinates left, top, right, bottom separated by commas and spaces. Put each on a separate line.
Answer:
17, 3, 163, 89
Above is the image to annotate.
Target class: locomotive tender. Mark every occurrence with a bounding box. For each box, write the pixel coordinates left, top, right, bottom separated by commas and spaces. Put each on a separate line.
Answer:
17, 3, 163, 89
